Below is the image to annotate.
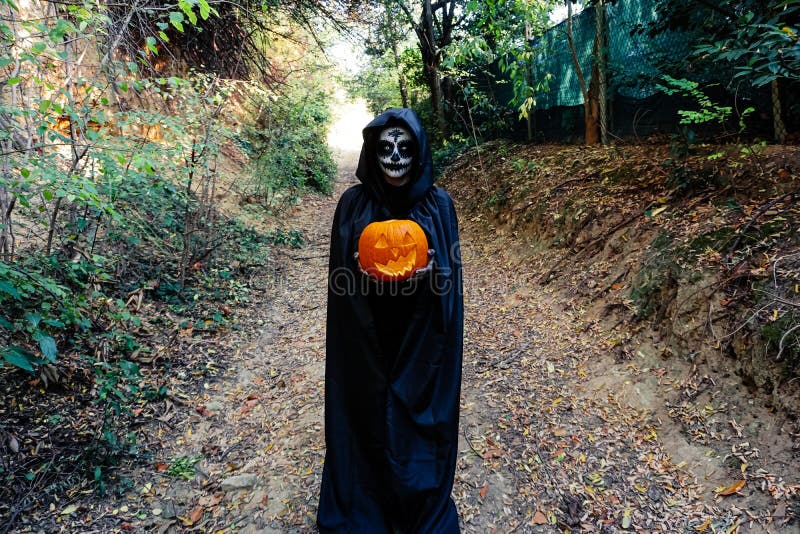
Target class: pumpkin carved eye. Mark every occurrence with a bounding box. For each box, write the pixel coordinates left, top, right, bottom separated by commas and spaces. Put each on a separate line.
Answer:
358, 220, 429, 282
375, 235, 389, 249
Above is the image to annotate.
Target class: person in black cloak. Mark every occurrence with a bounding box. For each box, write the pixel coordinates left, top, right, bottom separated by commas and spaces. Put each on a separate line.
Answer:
318, 108, 463, 533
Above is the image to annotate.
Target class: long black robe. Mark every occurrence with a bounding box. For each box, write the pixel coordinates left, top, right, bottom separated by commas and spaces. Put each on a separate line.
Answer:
318, 108, 463, 533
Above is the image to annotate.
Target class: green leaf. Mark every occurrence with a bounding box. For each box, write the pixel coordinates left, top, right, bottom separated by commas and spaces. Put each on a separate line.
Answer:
0, 281, 21, 300
49, 18, 77, 41
169, 11, 185, 32
34, 332, 57, 362
25, 313, 41, 328
30, 41, 46, 55
179, 0, 198, 25
2, 346, 36, 372
7, 76, 22, 85
198, 0, 212, 20
145, 36, 158, 55
38, 99, 51, 113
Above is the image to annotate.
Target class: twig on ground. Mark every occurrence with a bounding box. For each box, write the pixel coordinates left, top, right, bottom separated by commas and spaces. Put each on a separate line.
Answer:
725, 189, 798, 260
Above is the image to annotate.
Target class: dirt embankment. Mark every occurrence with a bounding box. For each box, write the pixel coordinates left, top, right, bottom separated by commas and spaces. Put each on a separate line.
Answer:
441, 140, 800, 419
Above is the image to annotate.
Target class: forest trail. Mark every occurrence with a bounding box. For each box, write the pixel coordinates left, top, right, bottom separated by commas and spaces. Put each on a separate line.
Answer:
124, 101, 799, 534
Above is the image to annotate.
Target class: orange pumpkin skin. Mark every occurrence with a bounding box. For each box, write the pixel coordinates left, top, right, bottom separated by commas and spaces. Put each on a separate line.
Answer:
358, 219, 429, 282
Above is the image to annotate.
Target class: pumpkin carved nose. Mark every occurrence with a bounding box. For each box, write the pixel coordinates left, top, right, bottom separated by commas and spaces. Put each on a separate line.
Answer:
391, 247, 399, 258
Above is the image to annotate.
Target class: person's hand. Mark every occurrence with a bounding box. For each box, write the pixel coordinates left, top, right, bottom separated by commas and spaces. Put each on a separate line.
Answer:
353, 252, 370, 278
407, 249, 435, 280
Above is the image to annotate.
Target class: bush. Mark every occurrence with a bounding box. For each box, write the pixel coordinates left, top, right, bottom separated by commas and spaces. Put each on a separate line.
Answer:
433, 134, 473, 176
244, 81, 336, 206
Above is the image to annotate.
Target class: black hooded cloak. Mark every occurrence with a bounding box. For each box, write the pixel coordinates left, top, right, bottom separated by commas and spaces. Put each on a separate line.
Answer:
318, 108, 463, 533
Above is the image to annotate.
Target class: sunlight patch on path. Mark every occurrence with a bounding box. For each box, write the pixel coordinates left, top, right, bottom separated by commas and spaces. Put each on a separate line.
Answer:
327, 90, 372, 155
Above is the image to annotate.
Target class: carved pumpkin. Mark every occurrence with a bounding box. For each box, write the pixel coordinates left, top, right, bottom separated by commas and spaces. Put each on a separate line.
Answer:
358, 219, 428, 281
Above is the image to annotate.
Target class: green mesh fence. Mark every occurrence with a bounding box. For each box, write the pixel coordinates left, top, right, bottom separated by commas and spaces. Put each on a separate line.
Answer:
531, 7, 597, 109
607, 0, 693, 99
503, 0, 796, 140
530, 0, 694, 110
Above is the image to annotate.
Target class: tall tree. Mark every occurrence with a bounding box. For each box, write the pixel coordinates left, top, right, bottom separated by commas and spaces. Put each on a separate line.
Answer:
397, 0, 464, 136
564, 0, 602, 145
364, 1, 413, 108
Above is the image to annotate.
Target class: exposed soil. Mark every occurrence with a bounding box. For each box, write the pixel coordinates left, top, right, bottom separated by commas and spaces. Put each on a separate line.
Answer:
4, 103, 800, 533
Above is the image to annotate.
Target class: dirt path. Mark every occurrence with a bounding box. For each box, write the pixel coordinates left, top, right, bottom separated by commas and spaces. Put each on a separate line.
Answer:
122, 103, 799, 534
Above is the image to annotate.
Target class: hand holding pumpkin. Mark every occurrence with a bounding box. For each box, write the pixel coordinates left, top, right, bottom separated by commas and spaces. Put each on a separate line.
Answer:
354, 248, 434, 281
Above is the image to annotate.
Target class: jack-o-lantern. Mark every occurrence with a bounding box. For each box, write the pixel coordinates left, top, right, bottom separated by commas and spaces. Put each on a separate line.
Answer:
358, 219, 428, 281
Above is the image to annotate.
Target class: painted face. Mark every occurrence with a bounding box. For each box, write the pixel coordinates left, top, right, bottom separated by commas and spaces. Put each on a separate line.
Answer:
377, 126, 416, 180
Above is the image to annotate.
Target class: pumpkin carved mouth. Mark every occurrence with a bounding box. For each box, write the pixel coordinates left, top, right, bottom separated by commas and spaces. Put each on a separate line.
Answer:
374, 249, 417, 278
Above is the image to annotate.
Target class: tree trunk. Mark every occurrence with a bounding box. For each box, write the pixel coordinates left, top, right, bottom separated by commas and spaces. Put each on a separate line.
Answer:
391, 38, 409, 108
565, 0, 600, 145
419, 0, 446, 135
585, 71, 600, 146
0, 178, 15, 261
772, 79, 787, 143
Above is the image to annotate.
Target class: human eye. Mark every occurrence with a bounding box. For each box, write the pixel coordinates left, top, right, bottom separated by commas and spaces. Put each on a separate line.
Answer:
377, 141, 393, 156
398, 141, 414, 157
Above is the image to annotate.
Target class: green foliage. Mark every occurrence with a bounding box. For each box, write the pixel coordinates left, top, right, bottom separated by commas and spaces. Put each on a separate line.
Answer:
761, 313, 800, 372
349, 63, 404, 115
265, 228, 304, 248
348, 37, 427, 116
0, 259, 86, 372
166, 454, 204, 480
0, 1, 334, 508
694, 2, 800, 86
432, 134, 472, 176
657, 76, 732, 126
657, 76, 757, 189
244, 81, 336, 206
448, 0, 557, 119
510, 158, 540, 173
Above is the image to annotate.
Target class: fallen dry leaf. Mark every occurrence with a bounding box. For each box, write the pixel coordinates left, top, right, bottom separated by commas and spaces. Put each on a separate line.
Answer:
695, 518, 711, 532
532, 510, 547, 525
718, 479, 746, 496
189, 506, 204, 523
197, 493, 223, 507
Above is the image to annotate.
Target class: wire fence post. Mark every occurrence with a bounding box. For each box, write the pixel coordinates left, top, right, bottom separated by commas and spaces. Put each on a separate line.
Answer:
772, 79, 787, 143
596, 0, 608, 145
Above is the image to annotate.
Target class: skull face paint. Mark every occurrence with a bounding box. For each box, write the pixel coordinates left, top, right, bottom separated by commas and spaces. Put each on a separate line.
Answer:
377, 126, 416, 182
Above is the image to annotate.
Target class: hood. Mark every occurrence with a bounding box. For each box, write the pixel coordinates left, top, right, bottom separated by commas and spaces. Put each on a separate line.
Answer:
355, 108, 434, 215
